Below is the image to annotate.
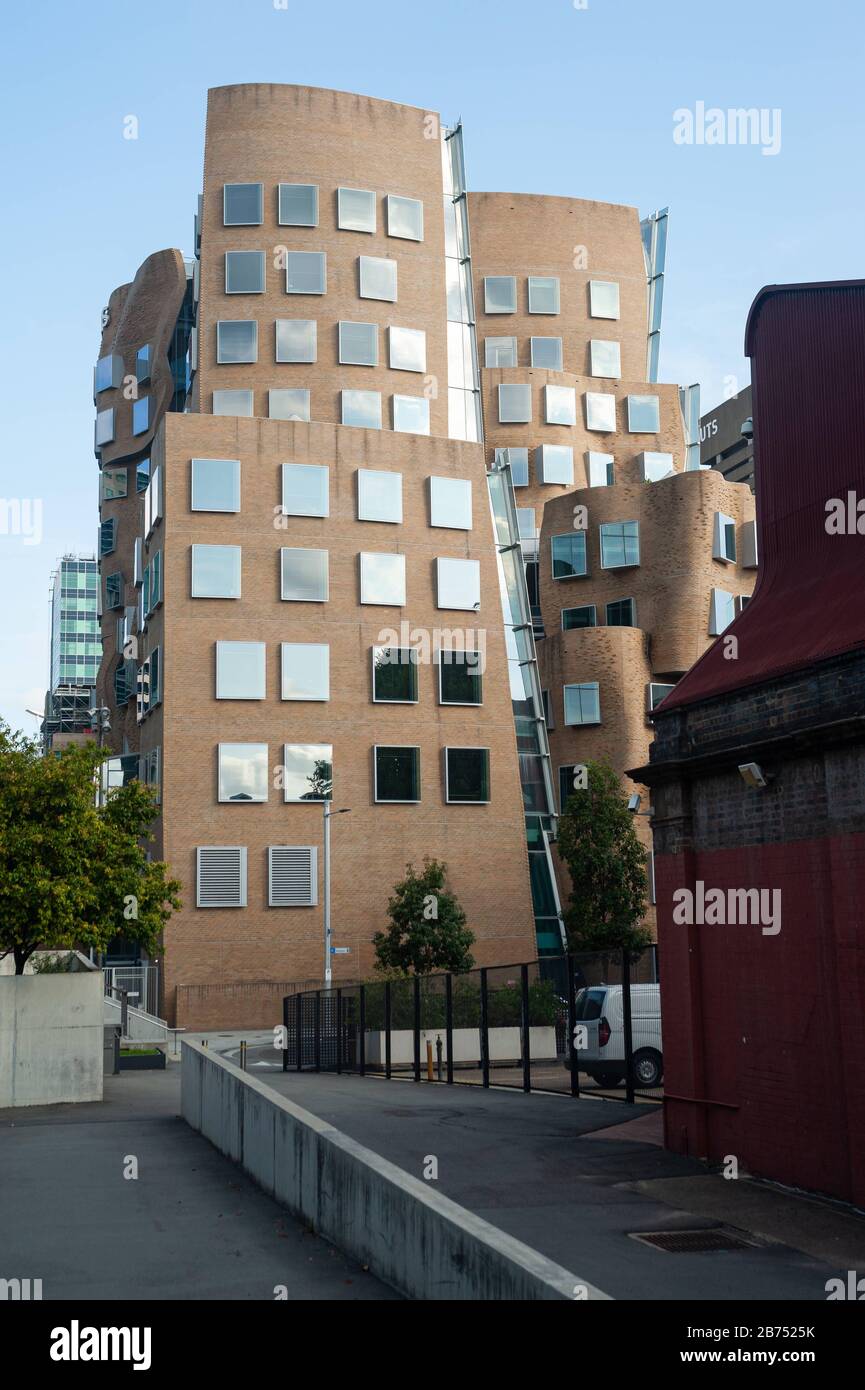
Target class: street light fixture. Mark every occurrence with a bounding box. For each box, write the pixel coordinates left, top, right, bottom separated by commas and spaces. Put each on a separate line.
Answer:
323, 804, 351, 985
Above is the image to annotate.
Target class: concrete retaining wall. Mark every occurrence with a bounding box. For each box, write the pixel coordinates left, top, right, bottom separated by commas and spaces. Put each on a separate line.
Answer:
181, 1039, 609, 1302
0, 974, 104, 1107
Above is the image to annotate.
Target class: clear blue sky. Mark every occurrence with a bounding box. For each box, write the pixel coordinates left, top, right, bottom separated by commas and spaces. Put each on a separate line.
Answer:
1, 0, 862, 731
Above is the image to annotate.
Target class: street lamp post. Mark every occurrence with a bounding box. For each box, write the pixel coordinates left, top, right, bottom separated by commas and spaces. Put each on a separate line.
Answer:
323, 803, 351, 986
88, 706, 111, 809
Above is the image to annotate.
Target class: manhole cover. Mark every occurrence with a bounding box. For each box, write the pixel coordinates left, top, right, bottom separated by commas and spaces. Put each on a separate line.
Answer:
630, 1229, 757, 1253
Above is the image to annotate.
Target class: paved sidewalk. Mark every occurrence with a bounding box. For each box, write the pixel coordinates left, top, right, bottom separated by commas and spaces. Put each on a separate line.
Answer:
236, 1052, 862, 1302
0, 1067, 397, 1301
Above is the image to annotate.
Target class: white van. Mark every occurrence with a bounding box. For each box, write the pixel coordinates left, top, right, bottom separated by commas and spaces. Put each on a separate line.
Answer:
565, 983, 663, 1088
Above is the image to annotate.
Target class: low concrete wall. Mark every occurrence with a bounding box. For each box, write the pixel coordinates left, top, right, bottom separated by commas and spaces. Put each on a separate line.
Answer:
0, 974, 104, 1107
181, 1040, 609, 1302
363, 1026, 558, 1066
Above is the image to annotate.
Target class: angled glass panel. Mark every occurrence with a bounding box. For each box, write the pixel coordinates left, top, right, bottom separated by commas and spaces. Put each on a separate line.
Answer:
445, 747, 490, 803
372, 647, 418, 703
191, 544, 241, 598
225, 251, 265, 294
498, 384, 532, 423
563, 683, 601, 726
339, 321, 378, 366
585, 392, 616, 432
269, 389, 310, 421
586, 451, 614, 487
436, 557, 480, 610
528, 276, 560, 314
393, 394, 430, 434
281, 643, 329, 701
551, 532, 587, 579
627, 394, 661, 432
223, 183, 263, 226
389, 326, 426, 372
337, 187, 376, 233
218, 743, 268, 802
275, 319, 317, 363
544, 384, 576, 425
374, 746, 420, 802
494, 447, 529, 487
358, 255, 397, 302
359, 552, 406, 604
217, 321, 258, 364
278, 183, 318, 226
286, 252, 326, 295
600, 521, 640, 568
282, 463, 329, 517
191, 457, 241, 512
439, 651, 483, 705
429, 476, 472, 530
341, 390, 381, 429
562, 605, 596, 630
283, 744, 332, 802
530, 337, 563, 370
386, 195, 423, 241
212, 389, 253, 416
280, 548, 328, 601
215, 641, 266, 699
589, 280, 620, 319
357, 470, 402, 524
536, 445, 574, 485
484, 276, 517, 314
485, 336, 517, 368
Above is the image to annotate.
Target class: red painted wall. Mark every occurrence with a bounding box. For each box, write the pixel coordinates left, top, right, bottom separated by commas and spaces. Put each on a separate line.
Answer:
657, 833, 865, 1206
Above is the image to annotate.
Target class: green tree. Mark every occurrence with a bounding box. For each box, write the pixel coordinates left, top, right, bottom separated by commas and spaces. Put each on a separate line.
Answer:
0, 724, 181, 974
373, 859, 475, 975
557, 759, 651, 953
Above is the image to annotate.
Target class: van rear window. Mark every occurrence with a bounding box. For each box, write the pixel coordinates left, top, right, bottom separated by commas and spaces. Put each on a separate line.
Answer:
574, 988, 605, 1021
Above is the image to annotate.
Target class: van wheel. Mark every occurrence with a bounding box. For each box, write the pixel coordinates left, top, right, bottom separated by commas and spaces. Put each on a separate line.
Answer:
590, 1070, 625, 1088
632, 1050, 663, 1088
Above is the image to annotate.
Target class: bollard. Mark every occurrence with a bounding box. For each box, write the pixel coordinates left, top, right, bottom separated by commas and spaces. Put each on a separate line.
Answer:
426, 1039, 434, 1081
435, 1034, 443, 1081
240, 1039, 247, 1071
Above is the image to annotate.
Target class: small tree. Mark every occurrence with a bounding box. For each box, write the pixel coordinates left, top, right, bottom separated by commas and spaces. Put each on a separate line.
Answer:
373, 859, 475, 975
0, 724, 181, 974
557, 759, 651, 954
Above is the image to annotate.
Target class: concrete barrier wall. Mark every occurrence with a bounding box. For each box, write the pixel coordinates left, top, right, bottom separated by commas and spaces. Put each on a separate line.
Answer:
181, 1039, 609, 1302
0, 974, 104, 1107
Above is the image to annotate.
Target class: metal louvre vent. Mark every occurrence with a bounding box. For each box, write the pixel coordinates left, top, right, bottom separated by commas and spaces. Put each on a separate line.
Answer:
197, 846, 247, 908
630, 1229, 758, 1254
268, 846, 317, 908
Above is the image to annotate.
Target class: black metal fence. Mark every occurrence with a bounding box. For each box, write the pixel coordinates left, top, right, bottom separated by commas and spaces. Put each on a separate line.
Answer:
282, 947, 661, 1103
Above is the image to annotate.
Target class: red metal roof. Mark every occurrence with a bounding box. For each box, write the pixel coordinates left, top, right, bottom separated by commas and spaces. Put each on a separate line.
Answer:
659, 279, 865, 711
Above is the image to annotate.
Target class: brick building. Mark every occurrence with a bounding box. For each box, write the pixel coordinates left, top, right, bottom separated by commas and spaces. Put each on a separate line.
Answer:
631, 280, 865, 1206
93, 83, 755, 1025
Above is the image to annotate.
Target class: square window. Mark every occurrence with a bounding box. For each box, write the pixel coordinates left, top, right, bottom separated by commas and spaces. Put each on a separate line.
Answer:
217, 321, 258, 364
372, 647, 418, 703
544, 384, 576, 426
485, 337, 518, 368
132, 397, 150, 435
536, 444, 574, 485
218, 743, 268, 802
357, 470, 402, 524
600, 521, 640, 568
713, 511, 737, 562
528, 276, 560, 314
709, 587, 736, 635
280, 548, 329, 602
498, 384, 532, 423
283, 744, 332, 802
562, 605, 596, 630
215, 641, 266, 700
212, 389, 254, 416
389, 326, 426, 373
564, 683, 601, 726
551, 532, 587, 580
223, 183, 263, 226
386, 194, 423, 241
429, 476, 472, 530
393, 395, 430, 434
339, 321, 378, 366
359, 256, 397, 302
95, 408, 115, 446
445, 748, 490, 803
359, 552, 406, 605
275, 319, 317, 363
586, 452, 614, 487
530, 337, 563, 370
436, 557, 480, 611
494, 447, 529, 486
278, 183, 318, 226
282, 463, 329, 517
191, 544, 241, 598
648, 682, 677, 713
225, 251, 265, 294
281, 643, 329, 701
484, 276, 517, 314
374, 746, 420, 803
585, 392, 616, 432
191, 457, 241, 512
639, 451, 675, 482
341, 389, 381, 429
438, 651, 483, 706
269, 388, 310, 421
589, 280, 620, 319
627, 394, 661, 432
135, 345, 151, 384
286, 252, 326, 295
589, 339, 621, 378
337, 187, 376, 233
606, 598, 636, 626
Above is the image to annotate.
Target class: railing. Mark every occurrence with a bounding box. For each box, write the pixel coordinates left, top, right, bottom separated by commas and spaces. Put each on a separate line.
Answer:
103, 964, 160, 1019
282, 947, 662, 1103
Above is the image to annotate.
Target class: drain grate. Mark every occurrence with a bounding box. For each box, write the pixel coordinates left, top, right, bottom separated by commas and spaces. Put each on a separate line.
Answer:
630, 1228, 757, 1254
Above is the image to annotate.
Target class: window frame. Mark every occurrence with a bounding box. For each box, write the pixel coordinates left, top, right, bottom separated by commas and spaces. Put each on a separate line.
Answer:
217, 742, 269, 803
373, 745, 421, 804
551, 531, 588, 581
223, 182, 263, 227
561, 604, 597, 631
215, 640, 267, 701
371, 646, 419, 705
444, 746, 491, 805
563, 682, 601, 727
224, 250, 266, 295
599, 521, 641, 570
280, 547, 329, 603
